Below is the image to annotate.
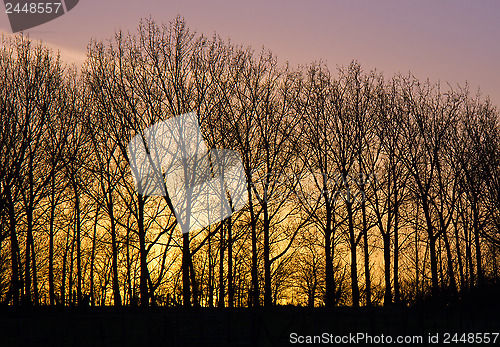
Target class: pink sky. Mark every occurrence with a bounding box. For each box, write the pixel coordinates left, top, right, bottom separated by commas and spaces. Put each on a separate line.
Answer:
1, 0, 499, 105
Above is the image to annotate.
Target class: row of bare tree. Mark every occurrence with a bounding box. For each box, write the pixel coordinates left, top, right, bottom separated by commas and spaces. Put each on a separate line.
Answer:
1, 17, 499, 308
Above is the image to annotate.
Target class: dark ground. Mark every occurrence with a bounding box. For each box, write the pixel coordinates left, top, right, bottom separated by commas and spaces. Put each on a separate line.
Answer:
0, 300, 499, 347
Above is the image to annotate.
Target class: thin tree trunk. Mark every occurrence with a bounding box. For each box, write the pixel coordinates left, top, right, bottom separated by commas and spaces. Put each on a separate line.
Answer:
7, 185, 20, 306
190, 253, 199, 306
473, 205, 483, 288
324, 203, 335, 307
24, 163, 34, 305
466, 223, 474, 290
61, 228, 70, 306
383, 232, 391, 305
73, 181, 82, 305
126, 223, 133, 305
90, 204, 99, 307
414, 204, 419, 301
263, 203, 272, 307
208, 230, 214, 308
138, 194, 149, 306
347, 202, 360, 307
227, 216, 234, 308
393, 204, 400, 304
454, 217, 465, 292
422, 200, 439, 297
248, 181, 259, 307
182, 231, 190, 306
442, 228, 457, 293
361, 191, 371, 307
48, 178, 56, 306
429, 235, 439, 297
108, 191, 122, 306
31, 237, 39, 305
218, 221, 225, 308
68, 229, 75, 306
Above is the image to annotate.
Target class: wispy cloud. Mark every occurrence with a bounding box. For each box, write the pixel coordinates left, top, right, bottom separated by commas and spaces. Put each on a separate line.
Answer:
0, 29, 86, 68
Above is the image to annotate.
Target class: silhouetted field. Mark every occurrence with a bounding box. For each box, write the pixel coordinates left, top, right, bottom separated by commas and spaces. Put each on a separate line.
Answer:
1, 299, 499, 346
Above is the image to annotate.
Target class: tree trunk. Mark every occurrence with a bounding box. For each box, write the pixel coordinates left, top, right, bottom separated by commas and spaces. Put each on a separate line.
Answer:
383, 232, 391, 305
190, 254, 199, 306
108, 192, 122, 306
347, 202, 359, 307
263, 203, 272, 307
73, 182, 82, 306
24, 169, 33, 305
227, 217, 234, 308
454, 217, 465, 292
442, 227, 457, 294
61, 229, 70, 306
393, 205, 400, 304
361, 193, 371, 307
324, 204, 335, 307
429, 235, 439, 297
31, 237, 39, 305
218, 221, 225, 308
7, 186, 20, 306
473, 205, 483, 288
68, 229, 75, 306
182, 232, 190, 307
422, 200, 439, 297
90, 205, 99, 307
48, 182, 56, 306
138, 194, 149, 306
248, 181, 259, 307
208, 231, 214, 308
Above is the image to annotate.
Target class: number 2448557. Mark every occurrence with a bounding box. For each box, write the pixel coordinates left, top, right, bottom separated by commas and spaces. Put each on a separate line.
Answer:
5, 3, 63, 14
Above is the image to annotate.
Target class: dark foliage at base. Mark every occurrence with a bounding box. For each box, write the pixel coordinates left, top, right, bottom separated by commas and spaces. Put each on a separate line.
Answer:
1, 294, 499, 347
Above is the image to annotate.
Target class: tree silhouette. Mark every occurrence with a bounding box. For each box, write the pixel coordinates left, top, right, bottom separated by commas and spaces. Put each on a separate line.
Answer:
1, 18, 500, 309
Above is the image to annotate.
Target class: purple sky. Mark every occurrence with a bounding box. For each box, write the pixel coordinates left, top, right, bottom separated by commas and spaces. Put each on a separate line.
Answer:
1, 0, 499, 105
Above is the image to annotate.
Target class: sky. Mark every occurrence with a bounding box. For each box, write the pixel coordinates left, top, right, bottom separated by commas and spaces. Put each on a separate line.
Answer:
1, 0, 499, 106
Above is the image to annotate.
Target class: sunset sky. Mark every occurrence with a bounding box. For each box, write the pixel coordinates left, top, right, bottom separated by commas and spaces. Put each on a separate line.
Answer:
1, 0, 499, 105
